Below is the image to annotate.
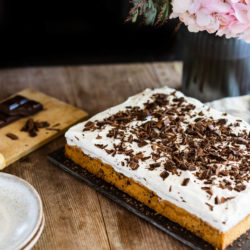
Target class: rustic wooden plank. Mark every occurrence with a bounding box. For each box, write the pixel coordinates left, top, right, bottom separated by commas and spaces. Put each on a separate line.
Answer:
0, 68, 111, 250
99, 196, 189, 250
153, 62, 182, 89
68, 63, 181, 116
0, 63, 185, 250
0, 67, 78, 105
0, 89, 88, 169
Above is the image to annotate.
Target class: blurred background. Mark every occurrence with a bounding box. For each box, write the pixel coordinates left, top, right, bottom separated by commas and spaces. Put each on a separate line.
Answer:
0, 0, 185, 68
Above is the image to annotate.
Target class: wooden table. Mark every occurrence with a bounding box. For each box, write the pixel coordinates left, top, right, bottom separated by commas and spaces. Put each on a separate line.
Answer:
0, 62, 190, 250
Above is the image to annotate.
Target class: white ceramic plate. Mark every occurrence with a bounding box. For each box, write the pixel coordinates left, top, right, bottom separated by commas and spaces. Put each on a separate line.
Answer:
22, 213, 45, 250
0, 173, 43, 250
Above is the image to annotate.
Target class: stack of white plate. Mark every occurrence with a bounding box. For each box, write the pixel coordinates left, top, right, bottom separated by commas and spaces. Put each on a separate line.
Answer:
0, 173, 44, 250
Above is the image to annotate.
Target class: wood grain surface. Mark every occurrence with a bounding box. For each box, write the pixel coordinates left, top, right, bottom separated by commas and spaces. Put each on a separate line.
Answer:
0, 89, 88, 168
0, 62, 189, 250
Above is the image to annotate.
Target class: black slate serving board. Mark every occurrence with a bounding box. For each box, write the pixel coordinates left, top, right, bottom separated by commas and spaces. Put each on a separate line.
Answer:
48, 148, 249, 250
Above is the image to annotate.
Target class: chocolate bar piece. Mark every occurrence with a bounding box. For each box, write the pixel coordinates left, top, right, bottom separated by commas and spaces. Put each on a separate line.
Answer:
0, 112, 19, 128
0, 95, 43, 128
12, 100, 43, 116
0, 95, 29, 115
0, 95, 42, 116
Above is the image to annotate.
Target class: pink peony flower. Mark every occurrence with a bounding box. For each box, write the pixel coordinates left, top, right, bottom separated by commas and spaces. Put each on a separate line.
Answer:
171, 0, 250, 42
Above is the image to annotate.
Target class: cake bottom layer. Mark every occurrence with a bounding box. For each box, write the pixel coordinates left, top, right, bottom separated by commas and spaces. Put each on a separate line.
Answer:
65, 144, 250, 249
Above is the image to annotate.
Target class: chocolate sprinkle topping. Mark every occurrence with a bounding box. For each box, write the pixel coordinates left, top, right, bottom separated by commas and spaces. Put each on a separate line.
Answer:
130, 162, 139, 170
214, 196, 226, 205
160, 171, 169, 180
82, 90, 249, 199
181, 178, 190, 186
205, 203, 214, 211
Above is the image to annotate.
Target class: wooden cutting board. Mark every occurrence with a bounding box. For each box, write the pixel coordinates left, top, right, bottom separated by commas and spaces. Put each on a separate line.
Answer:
0, 89, 88, 170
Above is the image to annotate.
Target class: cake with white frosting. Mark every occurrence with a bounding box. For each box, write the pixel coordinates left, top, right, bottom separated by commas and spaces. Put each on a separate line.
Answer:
65, 87, 250, 249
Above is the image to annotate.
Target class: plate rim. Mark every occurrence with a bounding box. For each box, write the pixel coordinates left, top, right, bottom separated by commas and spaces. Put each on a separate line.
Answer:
0, 172, 43, 250
21, 213, 45, 250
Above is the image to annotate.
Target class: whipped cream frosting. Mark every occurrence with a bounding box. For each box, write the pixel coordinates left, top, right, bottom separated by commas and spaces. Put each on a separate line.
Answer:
65, 87, 250, 232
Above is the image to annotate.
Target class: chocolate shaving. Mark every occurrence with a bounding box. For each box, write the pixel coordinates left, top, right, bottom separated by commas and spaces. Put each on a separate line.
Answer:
234, 137, 248, 145
21, 118, 50, 137
6, 133, 18, 140
181, 178, 190, 186
130, 162, 139, 170
201, 186, 213, 196
217, 119, 227, 125
36, 121, 50, 128
160, 171, 169, 180
216, 166, 222, 176
214, 196, 227, 205
234, 184, 246, 192
95, 144, 107, 149
148, 163, 161, 171
52, 123, 60, 127
205, 202, 214, 211
46, 127, 60, 132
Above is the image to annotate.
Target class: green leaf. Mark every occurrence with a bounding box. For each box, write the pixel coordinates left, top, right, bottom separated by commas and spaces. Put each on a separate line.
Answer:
132, 9, 139, 23
128, 0, 171, 25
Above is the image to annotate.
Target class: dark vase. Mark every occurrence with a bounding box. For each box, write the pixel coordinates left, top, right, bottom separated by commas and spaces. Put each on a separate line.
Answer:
181, 31, 250, 102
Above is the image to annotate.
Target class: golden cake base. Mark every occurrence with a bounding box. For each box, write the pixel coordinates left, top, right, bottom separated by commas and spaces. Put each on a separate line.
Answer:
65, 144, 250, 249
